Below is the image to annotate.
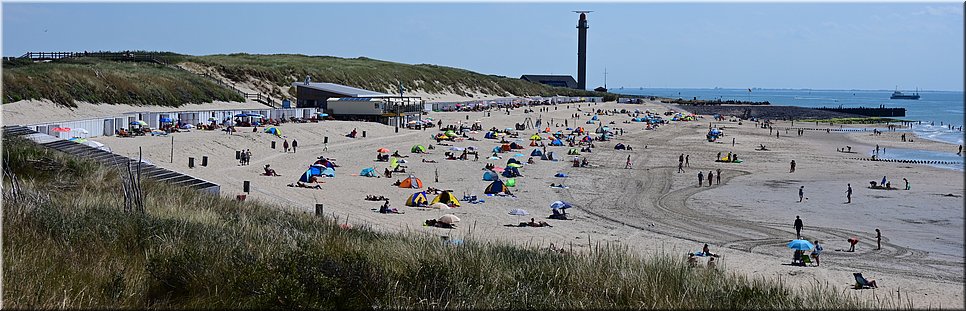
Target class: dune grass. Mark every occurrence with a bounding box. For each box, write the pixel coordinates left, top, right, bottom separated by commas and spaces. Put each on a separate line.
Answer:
2, 57, 244, 107
2, 136, 905, 309
189, 53, 613, 100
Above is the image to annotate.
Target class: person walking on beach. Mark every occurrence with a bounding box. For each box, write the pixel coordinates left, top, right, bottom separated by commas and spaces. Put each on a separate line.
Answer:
875, 144, 880, 154
789, 160, 796, 173
903, 178, 910, 190
716, 168, 721, 184
678, 161, 684, 173
685, 155, 690, 167
625, 155, 632, 169
292, 139, 298, 153
875, 228, 881, 250
679, 154, 684, 165
794, 216, 803, 239
846, 184, 852, 203
958, 145, 962, 156
799, 186, 805, 202
698, 171, 704, 187
707, 170, 713, 186
732, 137, 735, 147
283, 139, 290, 153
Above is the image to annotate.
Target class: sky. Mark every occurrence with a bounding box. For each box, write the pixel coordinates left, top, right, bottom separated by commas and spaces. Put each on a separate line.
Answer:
3, 2, 963, 91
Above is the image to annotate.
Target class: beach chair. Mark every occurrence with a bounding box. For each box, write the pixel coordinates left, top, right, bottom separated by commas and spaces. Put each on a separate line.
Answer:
853, 273, 877, 289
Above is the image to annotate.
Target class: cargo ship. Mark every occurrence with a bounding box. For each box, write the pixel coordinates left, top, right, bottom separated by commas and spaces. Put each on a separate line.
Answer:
890, 87, 920, 100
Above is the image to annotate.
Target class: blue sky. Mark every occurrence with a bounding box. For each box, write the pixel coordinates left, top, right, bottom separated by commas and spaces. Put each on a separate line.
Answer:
3, 2, 963, 91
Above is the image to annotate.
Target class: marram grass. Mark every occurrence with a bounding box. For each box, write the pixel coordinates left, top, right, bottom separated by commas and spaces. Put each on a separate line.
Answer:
3, 137, 907, 309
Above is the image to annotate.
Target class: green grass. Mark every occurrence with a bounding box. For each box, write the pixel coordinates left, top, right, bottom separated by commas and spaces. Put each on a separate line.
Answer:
798, 117, 912, 124
2, 57, 244, 107
3, 52, 617, 107
2, 136, 908, 309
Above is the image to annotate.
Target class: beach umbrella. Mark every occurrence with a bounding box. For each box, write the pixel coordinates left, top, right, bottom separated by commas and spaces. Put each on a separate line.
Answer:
234, 113, 247, 118
318, 113, 329, 117
208, 117, 218, 121
450, 146, 465, 151
52, 127, 71, 132
513, 153, 525, 157
68, 137, 87, 143
509, 209, 529, 216
377, 148, 390, 153
438, 214, 460, 224
491, 166, 505, 172
430, 202, 451, 209
550, 201, 573, 210
131, 120, 148, 126
466, 146, 477, 151
787, 239, 814, 251
507, 163, 522, 168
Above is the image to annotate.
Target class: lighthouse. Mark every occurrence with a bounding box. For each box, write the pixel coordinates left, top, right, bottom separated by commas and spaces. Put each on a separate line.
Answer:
575, 11, 591, 90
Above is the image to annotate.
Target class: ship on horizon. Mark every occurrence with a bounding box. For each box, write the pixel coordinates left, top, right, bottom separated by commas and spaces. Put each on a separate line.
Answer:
890, 87, 920, 100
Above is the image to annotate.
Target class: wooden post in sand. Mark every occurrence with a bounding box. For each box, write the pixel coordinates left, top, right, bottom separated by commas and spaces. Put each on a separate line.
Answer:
170, 136, 174, 163
243, 180, 250, 193
315, 204, 323, 217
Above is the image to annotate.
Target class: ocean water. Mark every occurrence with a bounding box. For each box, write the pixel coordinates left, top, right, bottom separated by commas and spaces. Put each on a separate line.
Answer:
871, 147, 964, 172
615, 88, 964, 145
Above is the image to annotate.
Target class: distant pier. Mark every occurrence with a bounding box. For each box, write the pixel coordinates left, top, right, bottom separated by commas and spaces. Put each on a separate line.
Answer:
815, 105, 906, 118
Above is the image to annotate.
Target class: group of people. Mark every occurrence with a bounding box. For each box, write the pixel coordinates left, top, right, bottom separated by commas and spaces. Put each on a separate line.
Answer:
696, 169, 722, 186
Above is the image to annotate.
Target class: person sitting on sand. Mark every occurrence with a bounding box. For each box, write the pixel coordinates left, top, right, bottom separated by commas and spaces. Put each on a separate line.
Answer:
263, 164, 280, 176
422, 159, 438, 163
581, 158, 589, 167
379, 200, 403, 214
549, 208, 569, 220
527, 157, 535, 164
384, 168, 393, 178
392, 150, 407, 158
392, 179, 402, 186
707, 257, 717, 270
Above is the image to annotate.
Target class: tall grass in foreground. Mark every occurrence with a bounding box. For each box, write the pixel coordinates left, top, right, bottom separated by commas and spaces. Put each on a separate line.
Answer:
3, 137, 906, 309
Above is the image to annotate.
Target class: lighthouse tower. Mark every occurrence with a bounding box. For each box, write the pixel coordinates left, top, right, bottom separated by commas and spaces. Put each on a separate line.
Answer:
575, 11, 591, 90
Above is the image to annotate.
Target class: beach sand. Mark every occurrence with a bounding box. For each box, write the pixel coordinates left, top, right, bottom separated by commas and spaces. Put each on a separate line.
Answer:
84, 100, 964, 308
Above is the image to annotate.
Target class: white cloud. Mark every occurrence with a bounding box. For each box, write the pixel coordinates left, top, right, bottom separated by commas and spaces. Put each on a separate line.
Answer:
913, 5, 963, 17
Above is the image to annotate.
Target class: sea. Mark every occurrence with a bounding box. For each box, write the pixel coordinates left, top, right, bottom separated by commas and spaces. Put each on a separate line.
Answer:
615, 88, 965, 170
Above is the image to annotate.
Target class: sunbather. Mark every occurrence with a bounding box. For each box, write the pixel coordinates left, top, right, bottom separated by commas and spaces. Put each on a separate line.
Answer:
263, 164, 280, 176
853, 273, 878, 289
287, 182, 321, 189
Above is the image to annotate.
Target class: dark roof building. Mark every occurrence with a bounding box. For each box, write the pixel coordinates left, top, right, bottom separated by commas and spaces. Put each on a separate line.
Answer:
520, 75, 580, 89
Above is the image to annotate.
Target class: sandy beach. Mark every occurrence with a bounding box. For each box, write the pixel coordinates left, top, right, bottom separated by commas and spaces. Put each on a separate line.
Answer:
70, 100, 965, 308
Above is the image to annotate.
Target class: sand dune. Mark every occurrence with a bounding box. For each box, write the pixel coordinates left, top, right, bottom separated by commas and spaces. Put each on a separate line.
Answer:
92, 100, 963, 308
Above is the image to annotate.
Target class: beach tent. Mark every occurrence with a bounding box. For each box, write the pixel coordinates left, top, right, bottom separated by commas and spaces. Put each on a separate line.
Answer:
502, 166, 522, 178
444, 130, 458, 137
509, 142, 524, 149
550, 139, 564, 146
554, 172, 568, 178
314, 158, 336, 169
399, 175, 423, 188
298, 165, 325, 182
492, 146, 503, 154
360, 167, 378, 177
501, 144, 512, 152
585, 120, 595, 124
529, 141, 538, 146
484, 180, 509, 194
264, 127, 282, 137
484, 132, 498, 139
390, 157, 399, 169
411, 145, 427, 153
581, 136, 593, 143
405, 191, 430, 207
530, 149, 544, 156
568, 148, 581, 155
507, 158, 521, 165
505, 178, 517, 187
482, 170, 500, 181
530, 134, 542, 141
591, 115, 599, 121
431, 191, 461, 207
614, 143, 626, 150
543, 127, 552, 133
509, 208, 529, 216
320, 167, 336, 177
